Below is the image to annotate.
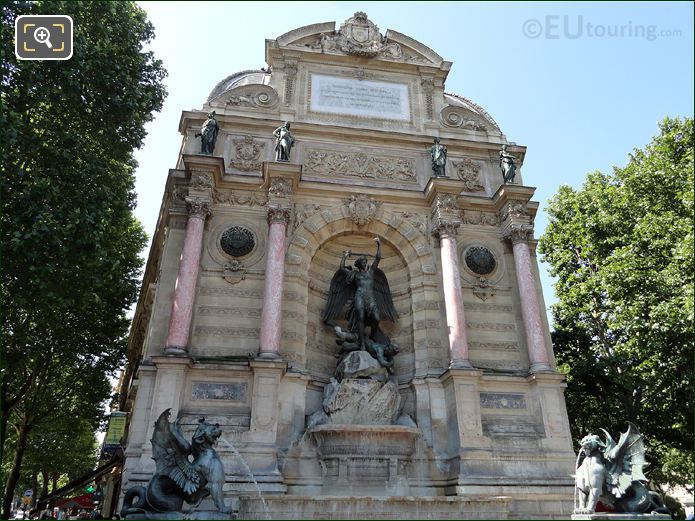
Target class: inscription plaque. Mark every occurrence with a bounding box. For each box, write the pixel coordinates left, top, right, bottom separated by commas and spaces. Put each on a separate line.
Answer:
479, 392, 526, 409
310, 74, 410, 121
191, 381, 247, 401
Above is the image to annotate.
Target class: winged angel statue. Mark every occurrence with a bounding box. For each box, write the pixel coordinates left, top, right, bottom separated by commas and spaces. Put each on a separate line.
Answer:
574, 422, 669, 515
321, 237, 399, 370
121, 409, 230, 518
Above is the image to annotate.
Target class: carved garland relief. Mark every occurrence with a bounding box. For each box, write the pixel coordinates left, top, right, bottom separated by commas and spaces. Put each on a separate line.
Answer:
304, 149, 417, 183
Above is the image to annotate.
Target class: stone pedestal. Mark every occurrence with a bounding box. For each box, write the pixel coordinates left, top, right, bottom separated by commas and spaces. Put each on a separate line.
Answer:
571, 515, 672, 521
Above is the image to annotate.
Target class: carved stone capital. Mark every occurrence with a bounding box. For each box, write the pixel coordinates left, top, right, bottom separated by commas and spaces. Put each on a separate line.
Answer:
431, 217, 460, 239
185, 197, 212, 220
430, 193, 460, 234
503, 224, 534, 244
267, 205, 292, 226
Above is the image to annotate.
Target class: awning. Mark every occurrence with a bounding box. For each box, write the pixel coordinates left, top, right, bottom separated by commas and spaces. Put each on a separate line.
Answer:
56, 493, 94, 509
38, 452, 122, 506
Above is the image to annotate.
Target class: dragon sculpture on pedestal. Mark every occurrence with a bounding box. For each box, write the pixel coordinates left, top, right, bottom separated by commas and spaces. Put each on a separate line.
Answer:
121, 409, 230, 519
574, 422, 669, 515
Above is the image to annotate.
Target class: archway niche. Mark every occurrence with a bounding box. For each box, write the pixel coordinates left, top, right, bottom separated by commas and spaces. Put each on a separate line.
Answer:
305, 232, 415, 384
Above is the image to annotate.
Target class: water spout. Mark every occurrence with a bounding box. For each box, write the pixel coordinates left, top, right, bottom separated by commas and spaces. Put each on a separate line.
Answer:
219, 436, 271, 520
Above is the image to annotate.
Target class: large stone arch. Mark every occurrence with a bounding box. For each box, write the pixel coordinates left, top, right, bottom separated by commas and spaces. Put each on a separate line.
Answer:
281, 206, 445, 383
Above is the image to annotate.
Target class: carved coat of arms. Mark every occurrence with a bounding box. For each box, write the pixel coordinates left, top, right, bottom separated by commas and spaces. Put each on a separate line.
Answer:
344, 194, 381, 227
231, 135, 264, 171
337, 12, 385, 57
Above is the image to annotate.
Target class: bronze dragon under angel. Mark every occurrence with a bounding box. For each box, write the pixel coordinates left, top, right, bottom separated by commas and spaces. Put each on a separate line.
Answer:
121, 409, 230, 519
574, 422, 669, 515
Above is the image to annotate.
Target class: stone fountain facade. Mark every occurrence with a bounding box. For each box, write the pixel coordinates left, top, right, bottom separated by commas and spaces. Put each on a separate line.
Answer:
117, 13, 576, 520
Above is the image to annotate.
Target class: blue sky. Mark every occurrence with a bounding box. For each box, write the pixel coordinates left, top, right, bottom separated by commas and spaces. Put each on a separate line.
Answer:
134, 1, 694, 319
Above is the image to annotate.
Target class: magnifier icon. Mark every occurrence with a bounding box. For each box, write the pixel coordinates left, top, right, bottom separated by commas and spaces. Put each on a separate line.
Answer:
33, 26, 53, 49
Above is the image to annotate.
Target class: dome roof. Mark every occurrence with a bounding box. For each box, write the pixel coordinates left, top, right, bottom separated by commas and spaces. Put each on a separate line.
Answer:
207, 69, 271, 103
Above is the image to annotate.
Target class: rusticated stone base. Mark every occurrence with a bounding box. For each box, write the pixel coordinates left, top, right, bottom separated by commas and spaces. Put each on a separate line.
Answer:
571, 514, 672, 520
238, 495, 511, 520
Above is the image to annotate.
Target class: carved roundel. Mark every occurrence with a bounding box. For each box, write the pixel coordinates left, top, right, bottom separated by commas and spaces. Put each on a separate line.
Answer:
220, 226, 255, 258
464, 246, 496, 275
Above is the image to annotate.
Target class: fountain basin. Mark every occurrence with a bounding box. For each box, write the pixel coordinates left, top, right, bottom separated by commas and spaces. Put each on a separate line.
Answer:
308, 424, 420, 496
310, 424, 419, 458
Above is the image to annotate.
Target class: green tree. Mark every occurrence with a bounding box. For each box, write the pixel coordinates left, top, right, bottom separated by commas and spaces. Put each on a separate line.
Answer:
539, 117, 693, 487
1, 1, 166, 516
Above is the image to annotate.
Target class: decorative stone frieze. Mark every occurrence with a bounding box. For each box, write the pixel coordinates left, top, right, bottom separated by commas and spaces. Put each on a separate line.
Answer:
462, 210, 498, 226
269, 177, 293, 198
304, 149, 417, 182
190, 170, 214, 190
213, 189, 268, 207
283, 58, 299, 104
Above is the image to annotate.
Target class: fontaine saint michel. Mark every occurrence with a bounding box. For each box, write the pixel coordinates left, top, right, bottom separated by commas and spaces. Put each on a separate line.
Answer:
115, 12, 577, 519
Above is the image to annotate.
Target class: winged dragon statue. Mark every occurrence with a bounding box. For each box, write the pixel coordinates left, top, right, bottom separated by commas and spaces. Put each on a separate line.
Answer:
121, 409, 230, 518
574, 422, 669, 515
321, 237, 399, 370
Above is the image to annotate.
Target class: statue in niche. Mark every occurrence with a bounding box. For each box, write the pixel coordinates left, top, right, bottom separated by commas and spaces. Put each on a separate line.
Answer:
322, 237, 399, 370
273, 121, 295, 161
120, 409, 230, 518
574, 423, 669, 515
499, 144, 517, 183
429, 137, 448, 177
195, 111, 219, 155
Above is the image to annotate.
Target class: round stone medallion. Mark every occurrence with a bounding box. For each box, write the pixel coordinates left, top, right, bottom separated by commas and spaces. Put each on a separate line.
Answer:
464, 246, 496, 275
220, 226, 255, 257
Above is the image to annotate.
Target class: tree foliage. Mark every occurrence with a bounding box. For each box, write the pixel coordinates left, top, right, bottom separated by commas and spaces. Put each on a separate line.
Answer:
539, 117, 693, 487
1, 1, 166, 516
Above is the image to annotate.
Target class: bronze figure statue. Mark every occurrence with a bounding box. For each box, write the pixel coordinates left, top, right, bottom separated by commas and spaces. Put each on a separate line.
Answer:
499, 144, 516, 184
322, 237, 398, 364
574, 423, 669, 515
121, 410, 230, 518
196, 111, 219, 155
429, 137, 447, 177
273, 121, 295, 161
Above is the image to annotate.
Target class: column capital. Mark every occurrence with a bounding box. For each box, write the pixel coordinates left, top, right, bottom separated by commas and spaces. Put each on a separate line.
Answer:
431, 217, 460, 239
267, 205, 292, 226
429, 191, 461, 239
502, 223, 534, 244
185, 197, 212, 220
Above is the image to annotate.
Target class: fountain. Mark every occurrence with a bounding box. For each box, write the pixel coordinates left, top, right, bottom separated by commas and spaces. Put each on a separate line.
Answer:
219, 437, 271, 520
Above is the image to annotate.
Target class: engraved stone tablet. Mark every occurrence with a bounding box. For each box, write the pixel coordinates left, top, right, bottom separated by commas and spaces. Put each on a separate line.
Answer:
310, 74, 410, 121
192, 381, 247, 401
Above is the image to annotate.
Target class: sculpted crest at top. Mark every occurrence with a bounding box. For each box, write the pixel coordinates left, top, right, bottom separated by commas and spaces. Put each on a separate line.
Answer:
202, 12, 503, 138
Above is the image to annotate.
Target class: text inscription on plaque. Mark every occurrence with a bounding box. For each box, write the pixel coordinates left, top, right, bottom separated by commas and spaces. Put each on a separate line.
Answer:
310, 74, 410, 121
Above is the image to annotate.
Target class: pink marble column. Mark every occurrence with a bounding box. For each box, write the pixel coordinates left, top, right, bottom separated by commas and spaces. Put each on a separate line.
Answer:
510, 229, 551, 372
438, 224, 472, 369
164, 199, 210, 356
259, 207, 291, 359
